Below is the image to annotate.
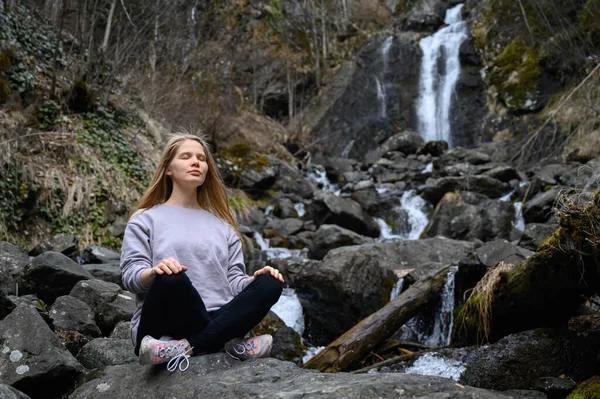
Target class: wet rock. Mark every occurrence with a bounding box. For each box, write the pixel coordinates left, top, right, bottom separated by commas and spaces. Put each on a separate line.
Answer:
0, 242, 29, 296
28, 234, 79, 260
239, 207, 268, 231
272, 197, 299, 219
533, 376, 576, 399
484, 165, 521, 183
312, 192, 380, 237
0, 305, 84, 398
474, 240, 533, 268
252, 311, 304, 365
404, 0, 446, 32
238, 164, 277, 193
0, 384, 31, 399
308, 224, 373, 260
264, 218, 304, 237
518, 222, 558, 251
269, 254, 393, 345
81, 245, 121, 264
76, 338, 137, 369
420, 175, 511, 206
82, 263, 123, 287
460, 329, 598, 391
365, 131, 425, 164
50, 295, 101, 338
18, 251, 93, 304
271, 158, 315, 199
523, 187, 562, 223
416, 140, 448, 156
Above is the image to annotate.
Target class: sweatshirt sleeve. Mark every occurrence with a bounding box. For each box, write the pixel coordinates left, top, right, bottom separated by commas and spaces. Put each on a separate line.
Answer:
120, 215, 153, 294
226, 227, 251, 295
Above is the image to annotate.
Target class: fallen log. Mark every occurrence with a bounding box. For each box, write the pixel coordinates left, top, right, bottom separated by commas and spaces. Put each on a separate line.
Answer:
454, 190, 600, 345
302, 266, 450, 373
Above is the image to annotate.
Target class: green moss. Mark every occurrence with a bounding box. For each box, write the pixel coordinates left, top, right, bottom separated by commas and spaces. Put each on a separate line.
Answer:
380, 276, 395, 306
490, 40, 540, 111
566, 376, 600, 399
215, 144, 270, 188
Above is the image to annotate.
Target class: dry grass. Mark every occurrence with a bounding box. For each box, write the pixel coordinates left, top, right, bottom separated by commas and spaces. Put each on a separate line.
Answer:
455, 261, 515, 344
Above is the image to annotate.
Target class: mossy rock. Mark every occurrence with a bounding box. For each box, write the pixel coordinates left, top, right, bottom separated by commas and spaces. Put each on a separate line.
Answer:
566, 376, 600, 399
66, 80, 94, 113
0, 45, 16, 72
0, 76, 11, 105
490, 40, 541, 112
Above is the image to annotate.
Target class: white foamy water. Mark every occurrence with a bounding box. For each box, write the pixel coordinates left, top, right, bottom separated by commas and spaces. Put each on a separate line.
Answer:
376, 77, 387, 119
421, 162, 433, 174
416, 4, 468, 147
302, 346, 326, 364
390, 277, 404, 300
253, 232, 307, 260
513, 201, 525, 231
376, 190, 430, 241
294, 203, 306, 217
403, 265, 457, 347
382, 36, 393, 70
271, 288, 305, 335
307, 168, 341, 196
405, 352, 465, 381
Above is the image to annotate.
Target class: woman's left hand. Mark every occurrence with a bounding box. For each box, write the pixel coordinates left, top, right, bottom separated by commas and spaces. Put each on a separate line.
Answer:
252, 266, 284, 283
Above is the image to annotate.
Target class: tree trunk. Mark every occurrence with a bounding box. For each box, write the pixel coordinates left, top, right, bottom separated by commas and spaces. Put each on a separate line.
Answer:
309, 0, 320, 88
101, 0, 117, 53
321, 0, 327, 71
149, 0, 159, 78
454, 191, 600, 345
287, 67, 294, 122
303, 267, 450, 373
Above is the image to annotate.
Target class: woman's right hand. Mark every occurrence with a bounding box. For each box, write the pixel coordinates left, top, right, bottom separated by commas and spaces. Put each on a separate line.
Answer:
152, 258, 188, 275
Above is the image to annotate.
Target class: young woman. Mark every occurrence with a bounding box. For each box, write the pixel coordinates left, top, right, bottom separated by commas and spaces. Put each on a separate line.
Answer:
120, 131, 284, 372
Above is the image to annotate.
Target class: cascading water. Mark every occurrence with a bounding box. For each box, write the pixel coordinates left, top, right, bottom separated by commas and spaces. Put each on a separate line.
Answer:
382, 36, 393, 70
376, 78, 387, 119
416, 4, 468, 147
376, 190, 430, 241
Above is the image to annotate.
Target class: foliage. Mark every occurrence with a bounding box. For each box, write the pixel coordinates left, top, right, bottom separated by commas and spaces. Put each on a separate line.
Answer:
36, 99, 64, 130
0, 161, 39, 235
6, 61, 34, 95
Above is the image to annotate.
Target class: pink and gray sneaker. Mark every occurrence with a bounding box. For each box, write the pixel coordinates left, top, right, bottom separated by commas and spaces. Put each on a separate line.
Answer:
224, 334, 273, 361
138, 335, 193, 372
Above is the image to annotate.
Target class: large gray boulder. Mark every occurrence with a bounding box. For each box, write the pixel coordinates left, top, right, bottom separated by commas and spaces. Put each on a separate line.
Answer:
474, 240, 533, 268
28, 234, 79, 259
271, 158, 316, 199
69, 354, 519, 399
0, 292, 16, 320
18, 252, 93, 304
0, 242, 29, 296
312, 192, 380, 237
308, 224, 373, 260
269, 254, 394, 345
76, 338, 137, 369
325, 236, 474, 281
522, 187, 562, 223
50, 295, 102, 338
421, 176, 511, 206
251, 311, 304, 365
518, 222, 558, 251
110, 321, 132, 339
70, 279, 135, 336
0, 306, 84, 398
264, 218, 304, 238
364, 131, 425, 163
82, 263, 123, 287
81, 245, 121, 264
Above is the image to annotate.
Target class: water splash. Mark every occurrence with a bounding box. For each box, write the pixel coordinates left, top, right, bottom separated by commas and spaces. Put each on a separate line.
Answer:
376, 77, 387, 119
405, 352, 465, 381
376, 191, 430, 241
271, 288, 305, 335
253, 232, 307, 260
307, 168, 341, 196
416, 4, 468, 146
390, 278, 404, 300
294, 203, 306, 217
382, 36, 393, 71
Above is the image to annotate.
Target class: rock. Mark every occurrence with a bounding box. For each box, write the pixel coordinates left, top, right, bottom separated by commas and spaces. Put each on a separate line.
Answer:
474, 240, 533, 268
565, 376, 600, 399
365, 131, 425, 163
351, 188, 381, 214
0, 293, 16, 320
81, 245, 121, 264
18, 251, 93, 304
308, 224, 374, 260
252, 311, 304, 365
523, 187, 562, 223
271, 158, 315, 199
269, 254, 394, 345
421, 175, 511, 206
238, 165, 277, 193
460, 328, 598, 392
536, 164, 572, 186
312, 192, 380, 237
70, 279, 135, 336
0, 242, 29, 296
82, 263, 123, 287
484, 165, 521, 183
326, 236, 474, 282
110, 321, 132, 339
273, 197, 299, 219
533, 376, 576, 399
76, 338, 137, 369
404, 0, 446, 32
49, 295, 102, 338
518, 222, 558, 251
264, 218, 304, 237
28, 234, 79, 260
0, 384, 31, 399
416, 140, 448, 156
69, 353, 518, 399
0, 306, 83, 398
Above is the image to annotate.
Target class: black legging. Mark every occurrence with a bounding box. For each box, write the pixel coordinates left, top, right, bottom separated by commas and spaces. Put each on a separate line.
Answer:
134, 272, 283, 356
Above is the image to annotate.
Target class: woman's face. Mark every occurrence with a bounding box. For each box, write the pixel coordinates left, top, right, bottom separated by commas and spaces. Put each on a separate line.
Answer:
166, 139, 209, 188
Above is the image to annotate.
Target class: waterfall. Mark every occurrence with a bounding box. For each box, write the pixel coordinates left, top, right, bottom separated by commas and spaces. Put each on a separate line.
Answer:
376, 190, 430, 242
416, 4, 468, 147
390, 278, 404, 300
382, 36, 393, 70
376, 77, 387, 119
271, 288, 305, 335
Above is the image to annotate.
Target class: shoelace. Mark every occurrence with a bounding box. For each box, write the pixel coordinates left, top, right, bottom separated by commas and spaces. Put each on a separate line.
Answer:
166, 346, 194, 372
233, 340, 256, 355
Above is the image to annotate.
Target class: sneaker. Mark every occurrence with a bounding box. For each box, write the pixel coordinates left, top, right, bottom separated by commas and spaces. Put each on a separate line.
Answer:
224, 334, 273, 360
138, 335, 193, 371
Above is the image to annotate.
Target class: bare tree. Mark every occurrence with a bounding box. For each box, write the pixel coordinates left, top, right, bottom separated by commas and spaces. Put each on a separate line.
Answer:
101, 0, 117, 53
309, 0, 320, 88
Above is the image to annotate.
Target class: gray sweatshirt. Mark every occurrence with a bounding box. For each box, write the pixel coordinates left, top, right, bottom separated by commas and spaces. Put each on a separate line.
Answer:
120, 204, 250, 345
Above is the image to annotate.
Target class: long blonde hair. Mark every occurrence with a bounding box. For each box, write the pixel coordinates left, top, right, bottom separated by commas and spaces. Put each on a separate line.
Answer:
132, 130, 241, 239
